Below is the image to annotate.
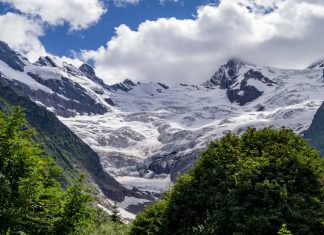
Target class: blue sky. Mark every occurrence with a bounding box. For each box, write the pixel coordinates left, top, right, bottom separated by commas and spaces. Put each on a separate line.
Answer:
0, 0, 323, 85
0, 0, 217, 57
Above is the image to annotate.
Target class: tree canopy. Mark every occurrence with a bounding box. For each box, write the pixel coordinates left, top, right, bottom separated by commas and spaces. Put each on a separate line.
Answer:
0, 108, 129, 234
131, 127, 324, 235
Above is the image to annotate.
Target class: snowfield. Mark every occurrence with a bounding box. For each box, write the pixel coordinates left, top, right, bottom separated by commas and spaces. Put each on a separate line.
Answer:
60, 62, 324, 208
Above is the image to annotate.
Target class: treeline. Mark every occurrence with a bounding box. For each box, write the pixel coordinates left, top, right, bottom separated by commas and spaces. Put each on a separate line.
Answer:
0, 108, 129, 235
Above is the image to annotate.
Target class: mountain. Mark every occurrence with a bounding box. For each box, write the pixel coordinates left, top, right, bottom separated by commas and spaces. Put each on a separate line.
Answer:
304, 101, 324, 155
0, 80, 137, 201
61, 57, 324, 193
0, 41, 323, 215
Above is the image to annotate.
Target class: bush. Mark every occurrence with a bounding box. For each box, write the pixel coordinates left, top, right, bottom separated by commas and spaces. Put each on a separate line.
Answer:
131, 199, 169, 235
131, 128, 324, 235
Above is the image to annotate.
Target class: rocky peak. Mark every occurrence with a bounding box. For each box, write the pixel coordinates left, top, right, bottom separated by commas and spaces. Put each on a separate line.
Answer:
79, 63, 96, 77
0, 40, 27, 72
307, 59, 324, 69
35, 56, 58, 67
109, 79, 137, 92
205, 58, 245, 89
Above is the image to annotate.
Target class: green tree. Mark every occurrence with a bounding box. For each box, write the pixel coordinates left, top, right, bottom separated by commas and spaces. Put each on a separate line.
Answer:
131, 127, 324, 235
0, 107, 64, 234
111, 201, 121, 223
83, 207, 131, 235
131, 199, 169, 235
0, 108, 97, 234
278, 224, 293, 235
54, 175, 95, 235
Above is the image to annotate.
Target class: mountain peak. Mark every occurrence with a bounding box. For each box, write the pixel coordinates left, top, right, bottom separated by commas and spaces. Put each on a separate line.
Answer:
203, 58, 245, 89
35, 56, 58, 67
225, 57, 245, 67
307, 59, 324, 69
0, 40, 27, 72
79, 63, 96, 77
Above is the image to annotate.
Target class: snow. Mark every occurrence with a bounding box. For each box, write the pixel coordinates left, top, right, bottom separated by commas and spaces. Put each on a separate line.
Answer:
118, 196, 150, 209
116, 175, 172, 193
1, 49, 324, 217
0, 61, 53, 93
59, 63, 324, 184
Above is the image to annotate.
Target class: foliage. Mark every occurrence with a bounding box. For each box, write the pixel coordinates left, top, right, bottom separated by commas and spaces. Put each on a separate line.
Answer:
278, 224, 293, 235
0, 107, 62, 234
131, 127, 324, 235
131, 199, 169, 235
111, 201, 122, 223
83, 207, 131, 235
54, 175, 95, 234
0, 108, 126, 234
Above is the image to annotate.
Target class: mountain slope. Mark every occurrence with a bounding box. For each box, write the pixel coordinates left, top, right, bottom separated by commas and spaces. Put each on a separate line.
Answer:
0, 79, 131, 202
304, 101, 324, 155
61, 59, 324, 194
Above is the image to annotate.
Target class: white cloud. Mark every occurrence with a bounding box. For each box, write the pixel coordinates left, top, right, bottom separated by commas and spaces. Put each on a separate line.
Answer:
0, 12, 46, 61
113, 0, 140, 7
0, 0, 107, 62
0, 0, 107, 30
81, 0, 324, 85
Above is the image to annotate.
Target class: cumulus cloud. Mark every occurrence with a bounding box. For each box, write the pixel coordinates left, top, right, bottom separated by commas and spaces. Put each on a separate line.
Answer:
0, 12, 46, 61
0, 0, 107, 30
0, 0, 107, 62
81, 0, 324, 85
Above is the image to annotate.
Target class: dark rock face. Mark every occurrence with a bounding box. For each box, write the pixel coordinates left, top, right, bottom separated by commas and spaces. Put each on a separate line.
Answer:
244, 69, 276, 86
226, 70, 276, 106
147, 150, 199, 182
148, 155, 174, 174
26, 72, 107, 117
79, 63, 96, 76
303, 102, 324, 155
79, 63, 137, 94
35, 56, 58, 67
79, 63, 111, 90
205, 59, 276, 105
158, 82, 169, 89
227, 85, 263, 106
109, 79, 137, 92
104, 98, 115, 106
0, 41, 26, 72
209, 58, 244, 89
307, 60, 324, 69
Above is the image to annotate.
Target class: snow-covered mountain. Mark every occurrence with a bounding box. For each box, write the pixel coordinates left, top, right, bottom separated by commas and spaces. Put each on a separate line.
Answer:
0, 41, 323, 216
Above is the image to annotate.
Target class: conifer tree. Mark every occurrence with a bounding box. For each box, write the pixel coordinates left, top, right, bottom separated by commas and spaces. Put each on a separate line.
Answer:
111, 201, 121, 223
